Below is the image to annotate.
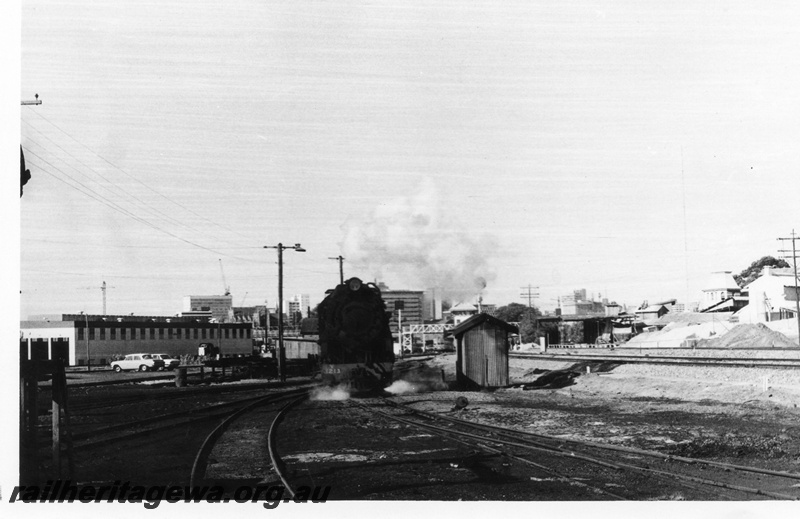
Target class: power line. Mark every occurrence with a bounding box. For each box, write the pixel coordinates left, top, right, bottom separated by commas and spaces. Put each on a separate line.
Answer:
23, 108, 254, 243
24, 153, 254, 261
22, 121, 227, 243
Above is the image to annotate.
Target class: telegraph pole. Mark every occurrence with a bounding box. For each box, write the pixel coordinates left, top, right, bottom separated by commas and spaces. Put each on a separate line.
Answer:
328, 255, 345, 285
264, 243, 306, 382
778, 230, 800, 346
520, 284, 539, 310
520, 284, 540, 342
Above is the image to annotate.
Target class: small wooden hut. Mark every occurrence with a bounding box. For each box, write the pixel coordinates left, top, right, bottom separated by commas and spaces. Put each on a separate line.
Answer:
451, 313, 518, 389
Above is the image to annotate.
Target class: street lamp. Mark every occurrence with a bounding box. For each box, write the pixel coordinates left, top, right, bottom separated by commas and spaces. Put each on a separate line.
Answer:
264, 243, 306, 382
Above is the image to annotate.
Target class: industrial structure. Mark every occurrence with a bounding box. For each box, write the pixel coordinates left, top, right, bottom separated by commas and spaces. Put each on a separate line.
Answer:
20, 314, 254, 367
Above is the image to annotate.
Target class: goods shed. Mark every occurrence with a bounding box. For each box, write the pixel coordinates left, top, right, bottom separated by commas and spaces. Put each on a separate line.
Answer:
451, 313, 517, 389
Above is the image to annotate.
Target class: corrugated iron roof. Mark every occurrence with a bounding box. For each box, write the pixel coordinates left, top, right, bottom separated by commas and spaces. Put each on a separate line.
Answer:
451, 313, 518, 337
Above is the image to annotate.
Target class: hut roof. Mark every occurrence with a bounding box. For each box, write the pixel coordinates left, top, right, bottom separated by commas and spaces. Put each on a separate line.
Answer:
451, 313, 518, 338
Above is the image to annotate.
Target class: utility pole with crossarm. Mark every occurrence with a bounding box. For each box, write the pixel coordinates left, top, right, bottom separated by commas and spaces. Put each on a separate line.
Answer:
328, 255, 345, 285
778, 230, 800, 346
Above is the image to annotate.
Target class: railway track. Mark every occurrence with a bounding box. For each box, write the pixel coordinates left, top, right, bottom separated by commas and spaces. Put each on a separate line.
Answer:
39, 386, 311, 488
511, 352, 800, 369
189, 389, 309, 490
356, 397, 800, 500
67, 379, 309, 412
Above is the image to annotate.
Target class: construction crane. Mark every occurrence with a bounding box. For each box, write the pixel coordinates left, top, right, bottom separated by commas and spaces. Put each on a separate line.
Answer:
80, 281, 114, 314
219, 259, 231, 296
240, 292, 248, 306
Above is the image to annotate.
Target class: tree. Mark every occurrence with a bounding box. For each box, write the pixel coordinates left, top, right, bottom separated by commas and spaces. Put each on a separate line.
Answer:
734, 256, 789, 287
518, 312, 539, 343
494, 302, 530, 323
496, 303, 543, 343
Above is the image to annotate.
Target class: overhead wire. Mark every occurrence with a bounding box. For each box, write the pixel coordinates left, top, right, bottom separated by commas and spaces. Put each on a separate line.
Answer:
24, 108, 256, 244
20, 109, 280, 267
23, 151, 256, 262
21, 119, 230, 244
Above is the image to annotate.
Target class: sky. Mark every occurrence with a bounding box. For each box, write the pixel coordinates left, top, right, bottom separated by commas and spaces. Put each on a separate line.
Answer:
12, 0, 800, 320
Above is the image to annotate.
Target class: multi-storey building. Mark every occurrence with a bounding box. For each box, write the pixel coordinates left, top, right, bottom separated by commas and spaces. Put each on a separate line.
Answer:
183, 295, 233, 322
377, 284, 424, 335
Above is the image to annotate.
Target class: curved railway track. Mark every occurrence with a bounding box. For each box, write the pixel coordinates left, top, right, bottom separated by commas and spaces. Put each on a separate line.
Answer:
41, 386, 311, 488
189, 390, 308, 490
351, 397, 800, 500
511, 352, 800, 369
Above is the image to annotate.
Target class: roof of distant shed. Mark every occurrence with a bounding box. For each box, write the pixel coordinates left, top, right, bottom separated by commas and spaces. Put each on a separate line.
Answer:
451, 313, 518, 337
450, 302, 478, 312
702, 271, 741, 292
634, 304, 670, 314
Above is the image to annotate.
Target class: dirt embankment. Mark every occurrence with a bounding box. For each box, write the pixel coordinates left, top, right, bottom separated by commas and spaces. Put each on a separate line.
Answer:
399, 353, 800, 410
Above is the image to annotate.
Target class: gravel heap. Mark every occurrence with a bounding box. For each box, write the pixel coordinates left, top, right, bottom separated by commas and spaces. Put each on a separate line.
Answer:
695, 323, 798, 349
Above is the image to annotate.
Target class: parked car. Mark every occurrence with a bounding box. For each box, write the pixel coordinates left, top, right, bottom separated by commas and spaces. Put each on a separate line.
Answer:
150, 353, 181, 371
110, 354, 165, 373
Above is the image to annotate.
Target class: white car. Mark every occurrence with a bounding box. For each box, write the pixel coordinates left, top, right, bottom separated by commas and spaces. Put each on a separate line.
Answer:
151, 353, 181, 371
110, 354, 165, 373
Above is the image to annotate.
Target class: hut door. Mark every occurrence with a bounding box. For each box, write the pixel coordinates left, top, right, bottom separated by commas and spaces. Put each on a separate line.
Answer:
486, 328, 508, 387
462, 324, 509, 387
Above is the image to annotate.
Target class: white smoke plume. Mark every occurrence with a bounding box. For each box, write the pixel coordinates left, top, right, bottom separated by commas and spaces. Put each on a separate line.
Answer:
310, 385, 351, 401
384, 377, 447, 395
340, 179, 497, 303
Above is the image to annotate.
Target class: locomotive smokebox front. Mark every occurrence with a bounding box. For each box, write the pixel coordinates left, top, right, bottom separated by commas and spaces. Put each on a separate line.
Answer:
318, 277, 395, 393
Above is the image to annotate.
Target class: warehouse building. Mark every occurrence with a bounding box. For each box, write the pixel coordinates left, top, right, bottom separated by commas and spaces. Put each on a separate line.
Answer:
20, 314, 254, 367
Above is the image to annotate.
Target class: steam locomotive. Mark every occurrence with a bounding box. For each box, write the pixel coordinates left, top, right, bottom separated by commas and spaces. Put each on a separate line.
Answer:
317, 277, 395, 392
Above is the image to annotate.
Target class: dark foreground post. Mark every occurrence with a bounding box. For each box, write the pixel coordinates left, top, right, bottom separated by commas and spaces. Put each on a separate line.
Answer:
175, 367, 187, 388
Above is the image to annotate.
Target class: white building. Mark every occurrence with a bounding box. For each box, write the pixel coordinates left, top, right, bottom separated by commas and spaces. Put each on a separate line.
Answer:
449, 303, 478, 325
283, 294, 311, 318
700, 272, 742, 311
738, 267, 799, 323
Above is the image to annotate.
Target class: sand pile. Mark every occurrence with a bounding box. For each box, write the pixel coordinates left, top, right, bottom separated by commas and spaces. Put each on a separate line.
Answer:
695, 323, 798, 348
624, 320, 735, 348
